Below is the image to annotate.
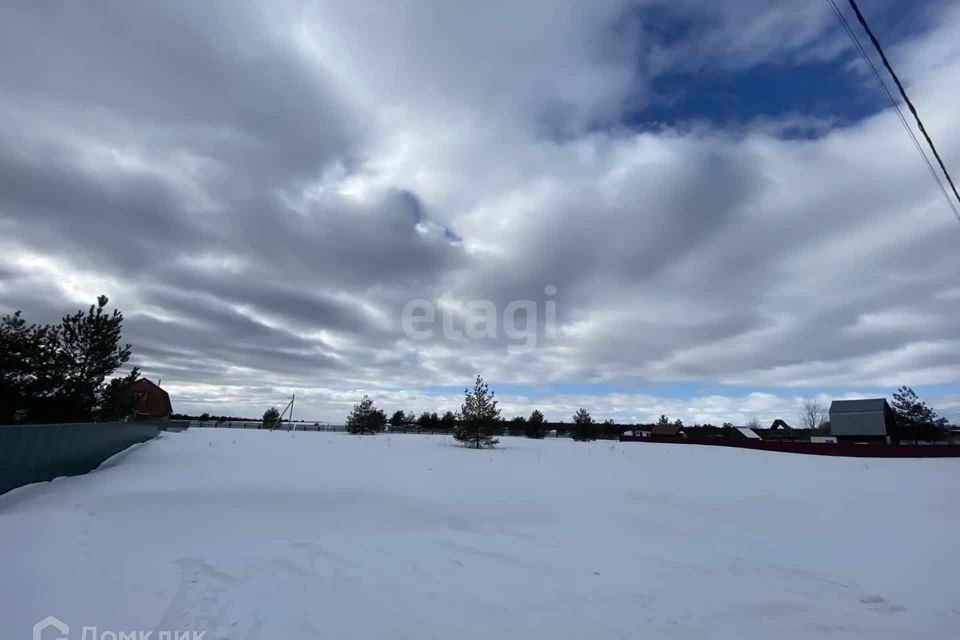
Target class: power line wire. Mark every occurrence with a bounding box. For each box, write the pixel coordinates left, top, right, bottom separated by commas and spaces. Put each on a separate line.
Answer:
845, 0, 960, 222
826, 0, 960, 223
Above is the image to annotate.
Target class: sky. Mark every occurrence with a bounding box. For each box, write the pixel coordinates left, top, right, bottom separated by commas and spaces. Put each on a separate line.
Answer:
1, 0, 958, 424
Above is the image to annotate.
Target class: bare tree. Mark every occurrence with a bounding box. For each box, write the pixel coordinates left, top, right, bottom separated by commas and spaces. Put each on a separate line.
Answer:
799, 399, 828, 431
745, 417, 761, 430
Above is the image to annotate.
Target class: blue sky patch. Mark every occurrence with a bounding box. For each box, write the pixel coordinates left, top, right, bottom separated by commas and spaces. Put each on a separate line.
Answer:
616, 0, 936, 135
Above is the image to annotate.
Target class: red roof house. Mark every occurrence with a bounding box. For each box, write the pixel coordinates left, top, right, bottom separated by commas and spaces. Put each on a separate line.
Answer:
127, 378, 172, 424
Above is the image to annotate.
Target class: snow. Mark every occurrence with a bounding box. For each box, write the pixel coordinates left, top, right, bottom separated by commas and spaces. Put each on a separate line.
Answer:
2, 430, 958, 639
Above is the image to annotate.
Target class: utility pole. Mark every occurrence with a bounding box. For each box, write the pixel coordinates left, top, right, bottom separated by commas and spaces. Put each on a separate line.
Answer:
289, 394, 295, 431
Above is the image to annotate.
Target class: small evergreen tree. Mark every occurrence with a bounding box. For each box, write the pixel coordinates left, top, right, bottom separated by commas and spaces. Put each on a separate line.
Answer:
526, 409, 546, 438
403, 410, 418, 431
507, 415, 526, 436
389, 410, 407, 432
346, 395, 387, 435
439, 410, 457, 432
454, 374, 500, 448
262, 406, 281, 428
570, 408, 596, 441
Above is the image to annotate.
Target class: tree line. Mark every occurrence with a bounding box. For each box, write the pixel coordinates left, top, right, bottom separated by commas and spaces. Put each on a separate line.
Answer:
341, 375, 505, 447
332, 378, 955, 448
335, 379, 701, 447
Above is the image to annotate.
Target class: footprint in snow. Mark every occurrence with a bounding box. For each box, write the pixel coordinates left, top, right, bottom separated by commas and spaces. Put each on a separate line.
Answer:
860, 594, 906, 614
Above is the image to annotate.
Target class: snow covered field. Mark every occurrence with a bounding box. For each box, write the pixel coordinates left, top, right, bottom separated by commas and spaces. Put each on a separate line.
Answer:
2, 430, 958, 640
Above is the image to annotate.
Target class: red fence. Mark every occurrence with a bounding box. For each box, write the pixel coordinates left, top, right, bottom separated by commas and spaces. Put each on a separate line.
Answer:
618, 436, 960, 458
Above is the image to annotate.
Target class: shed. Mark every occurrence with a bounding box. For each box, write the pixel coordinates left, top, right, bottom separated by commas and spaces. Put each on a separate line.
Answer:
828, 399, 895, 443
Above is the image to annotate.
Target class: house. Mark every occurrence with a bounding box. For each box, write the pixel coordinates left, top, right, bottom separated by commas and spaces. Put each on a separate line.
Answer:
828, 398, 895, 443
127, 378, 172, 425
649, 423, 686, 439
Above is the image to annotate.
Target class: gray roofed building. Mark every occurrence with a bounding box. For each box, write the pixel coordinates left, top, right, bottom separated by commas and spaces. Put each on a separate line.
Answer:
829, 399, 896, 442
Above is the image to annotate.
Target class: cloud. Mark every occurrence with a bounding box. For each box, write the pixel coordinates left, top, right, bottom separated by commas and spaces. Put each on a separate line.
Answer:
1, 1, 958, 421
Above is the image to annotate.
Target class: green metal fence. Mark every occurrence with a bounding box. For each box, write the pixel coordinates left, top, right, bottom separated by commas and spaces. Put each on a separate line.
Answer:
0, 421, 160, 495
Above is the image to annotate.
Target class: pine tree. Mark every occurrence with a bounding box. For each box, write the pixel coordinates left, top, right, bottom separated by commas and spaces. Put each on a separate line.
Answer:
891, 386, 947, 440
57, 295, 132, 422
454, 374, 500, 448
262, 406, 281, 428
0, 311, 41, 423
417, 411, 441, 432
440, 410, 457, 432
389, 410, 407, 432
1, 296, 133, 424
526, 409, 546, 438
570, 408, 596, 441
346, 395, 387, 435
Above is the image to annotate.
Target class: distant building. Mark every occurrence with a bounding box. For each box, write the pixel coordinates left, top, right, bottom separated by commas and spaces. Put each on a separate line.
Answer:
128, 378, 172, 425
650, 423, 686, 438
760, 421, 806, 442
828, 399, 896, 443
